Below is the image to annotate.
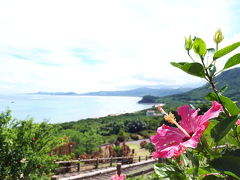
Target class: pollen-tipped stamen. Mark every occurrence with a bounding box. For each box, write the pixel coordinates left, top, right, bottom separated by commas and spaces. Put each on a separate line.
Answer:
164, 112, 191, 138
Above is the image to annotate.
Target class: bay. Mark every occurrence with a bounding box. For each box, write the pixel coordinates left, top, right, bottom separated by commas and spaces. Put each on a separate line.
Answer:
0, 94, 151, 123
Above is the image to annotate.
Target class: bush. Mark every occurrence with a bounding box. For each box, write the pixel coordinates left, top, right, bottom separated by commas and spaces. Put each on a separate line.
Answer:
130, 134, 139, 140
144, 142, 155, 153
138, 130, 150, 138
125, 119, 147, 133
0, 110, 65, 179
140, 140, 148, 148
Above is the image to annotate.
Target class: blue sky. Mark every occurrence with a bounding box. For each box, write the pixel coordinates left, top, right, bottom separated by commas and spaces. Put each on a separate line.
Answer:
0, 0, 239, 93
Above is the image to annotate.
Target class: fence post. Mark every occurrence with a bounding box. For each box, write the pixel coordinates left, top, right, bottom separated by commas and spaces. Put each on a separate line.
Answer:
138, 156, 141, 162
116, 163, 122, 176
95, 158, 99, 169
77, 158, 80, 172
110, 157, 113, 167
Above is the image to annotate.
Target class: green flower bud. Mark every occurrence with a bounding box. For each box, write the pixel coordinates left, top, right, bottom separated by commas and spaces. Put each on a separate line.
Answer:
185, 36, 192, 51
213, 29, 224, 44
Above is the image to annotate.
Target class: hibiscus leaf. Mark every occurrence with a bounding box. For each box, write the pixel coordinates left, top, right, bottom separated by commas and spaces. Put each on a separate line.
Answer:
209, 155, 240, 178
219, 96, 239, 116
171, 62, 205, 78
205, 92, 218, 101
192, 37, 207, 57
186, 167, 218, 175
186, 151, 199, 176
205, 93, 239, 116
201, 175, 222, 180
213, 41, 240, 60
211, 115, 238, 143
223, 53, 240, 70
154, 163, 186, 179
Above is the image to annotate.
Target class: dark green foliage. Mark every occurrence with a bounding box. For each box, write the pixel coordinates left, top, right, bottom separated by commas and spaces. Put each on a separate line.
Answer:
138, 95, 159, 103
142, 67, 240, 106
130, 134, 139, 140
144, 142, 155, 153
125, 119, 147, 133
58, 129, 102, 156
0, 110, 64, 179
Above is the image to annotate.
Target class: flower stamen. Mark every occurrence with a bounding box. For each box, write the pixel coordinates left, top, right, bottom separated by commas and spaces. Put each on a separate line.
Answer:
163, 111, 191, 138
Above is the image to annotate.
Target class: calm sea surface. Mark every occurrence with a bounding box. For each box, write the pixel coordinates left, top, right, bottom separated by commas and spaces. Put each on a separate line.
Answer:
0, 94, 151, 123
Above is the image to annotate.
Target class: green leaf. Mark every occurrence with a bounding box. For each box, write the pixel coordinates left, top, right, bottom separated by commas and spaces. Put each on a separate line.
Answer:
210, 156, 240, 178
185, 36, 193, 51
205, 92, 218, 101
205, 93, 239, 116
202, 175, 221, 180
220, 95, 239, 116
211, 115, 238, 143
154, 163, 186, 179
171, 62, 205, 78
223, 53, 240, 70
219, 85, 228, 95
193, 38, 207, 56
213, 41, 240, 60
186, 167, 218, 176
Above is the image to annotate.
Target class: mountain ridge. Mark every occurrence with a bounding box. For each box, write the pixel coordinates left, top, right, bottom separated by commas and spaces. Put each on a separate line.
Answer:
139, 67, 240, 106
34, 87, 193, 97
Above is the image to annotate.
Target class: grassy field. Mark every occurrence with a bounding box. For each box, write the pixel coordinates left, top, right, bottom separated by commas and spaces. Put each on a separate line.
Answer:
127, 142, 150, 157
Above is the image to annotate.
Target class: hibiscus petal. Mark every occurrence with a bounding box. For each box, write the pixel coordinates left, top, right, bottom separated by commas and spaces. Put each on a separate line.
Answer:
151, 125, 186, 158
182, 122, 209, 148
152, 144, 187, 158
197, 101, 223, 126
178, 105, 199, 133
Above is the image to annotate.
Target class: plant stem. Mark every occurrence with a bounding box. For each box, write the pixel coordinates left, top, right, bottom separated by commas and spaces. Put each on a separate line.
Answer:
187, 51, 195, 62
200, 57, 229, 116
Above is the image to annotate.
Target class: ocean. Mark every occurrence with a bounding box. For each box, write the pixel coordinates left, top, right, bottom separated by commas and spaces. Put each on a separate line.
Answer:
0, 94, 152, 123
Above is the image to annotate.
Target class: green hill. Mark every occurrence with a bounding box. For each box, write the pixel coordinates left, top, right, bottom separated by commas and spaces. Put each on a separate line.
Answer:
139, 67, 240, 106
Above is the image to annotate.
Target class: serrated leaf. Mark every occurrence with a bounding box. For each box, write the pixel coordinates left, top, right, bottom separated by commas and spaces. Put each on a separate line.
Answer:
171, 62, 205, 78
213, 42, 240, 60
211, 115, 238, 143
210, 156, 240, 178
223, 53, 240, 70
193, 38, 207, 56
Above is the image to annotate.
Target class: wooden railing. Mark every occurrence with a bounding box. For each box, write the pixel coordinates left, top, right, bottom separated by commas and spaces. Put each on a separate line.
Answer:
55, 155, 152, 174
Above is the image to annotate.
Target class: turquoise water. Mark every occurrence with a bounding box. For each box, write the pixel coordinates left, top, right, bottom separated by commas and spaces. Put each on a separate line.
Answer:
0, 95, 151, 123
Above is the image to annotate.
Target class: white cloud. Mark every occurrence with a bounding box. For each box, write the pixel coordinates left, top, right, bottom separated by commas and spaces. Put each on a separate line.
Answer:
0, 0, 239, 93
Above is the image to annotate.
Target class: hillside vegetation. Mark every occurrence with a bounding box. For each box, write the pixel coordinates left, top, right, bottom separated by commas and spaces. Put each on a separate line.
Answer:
139, 67, 240, 106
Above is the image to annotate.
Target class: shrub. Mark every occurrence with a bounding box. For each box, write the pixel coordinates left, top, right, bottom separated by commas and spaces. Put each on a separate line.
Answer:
140, 140, 148, 148
0, 110, 65, 179
130, 134, 139, 140
125, 119, 147, 133
144, 142, 155, 153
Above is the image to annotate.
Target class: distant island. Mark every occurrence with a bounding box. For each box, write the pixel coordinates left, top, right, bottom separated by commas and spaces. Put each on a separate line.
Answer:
35, 87, 193, 97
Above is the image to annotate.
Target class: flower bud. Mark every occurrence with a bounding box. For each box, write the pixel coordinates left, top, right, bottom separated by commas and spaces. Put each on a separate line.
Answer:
213, 29, 224, 44
185, 36, 192, 51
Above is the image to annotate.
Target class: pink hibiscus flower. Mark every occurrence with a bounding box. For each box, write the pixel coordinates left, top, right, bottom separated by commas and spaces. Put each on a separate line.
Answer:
111, 173, 126, 180
236, 119, 240, 125
151, 101, 223, 158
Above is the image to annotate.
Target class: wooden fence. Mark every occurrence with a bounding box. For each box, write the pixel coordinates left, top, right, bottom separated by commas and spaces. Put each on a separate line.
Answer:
55, 155, 152, 174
